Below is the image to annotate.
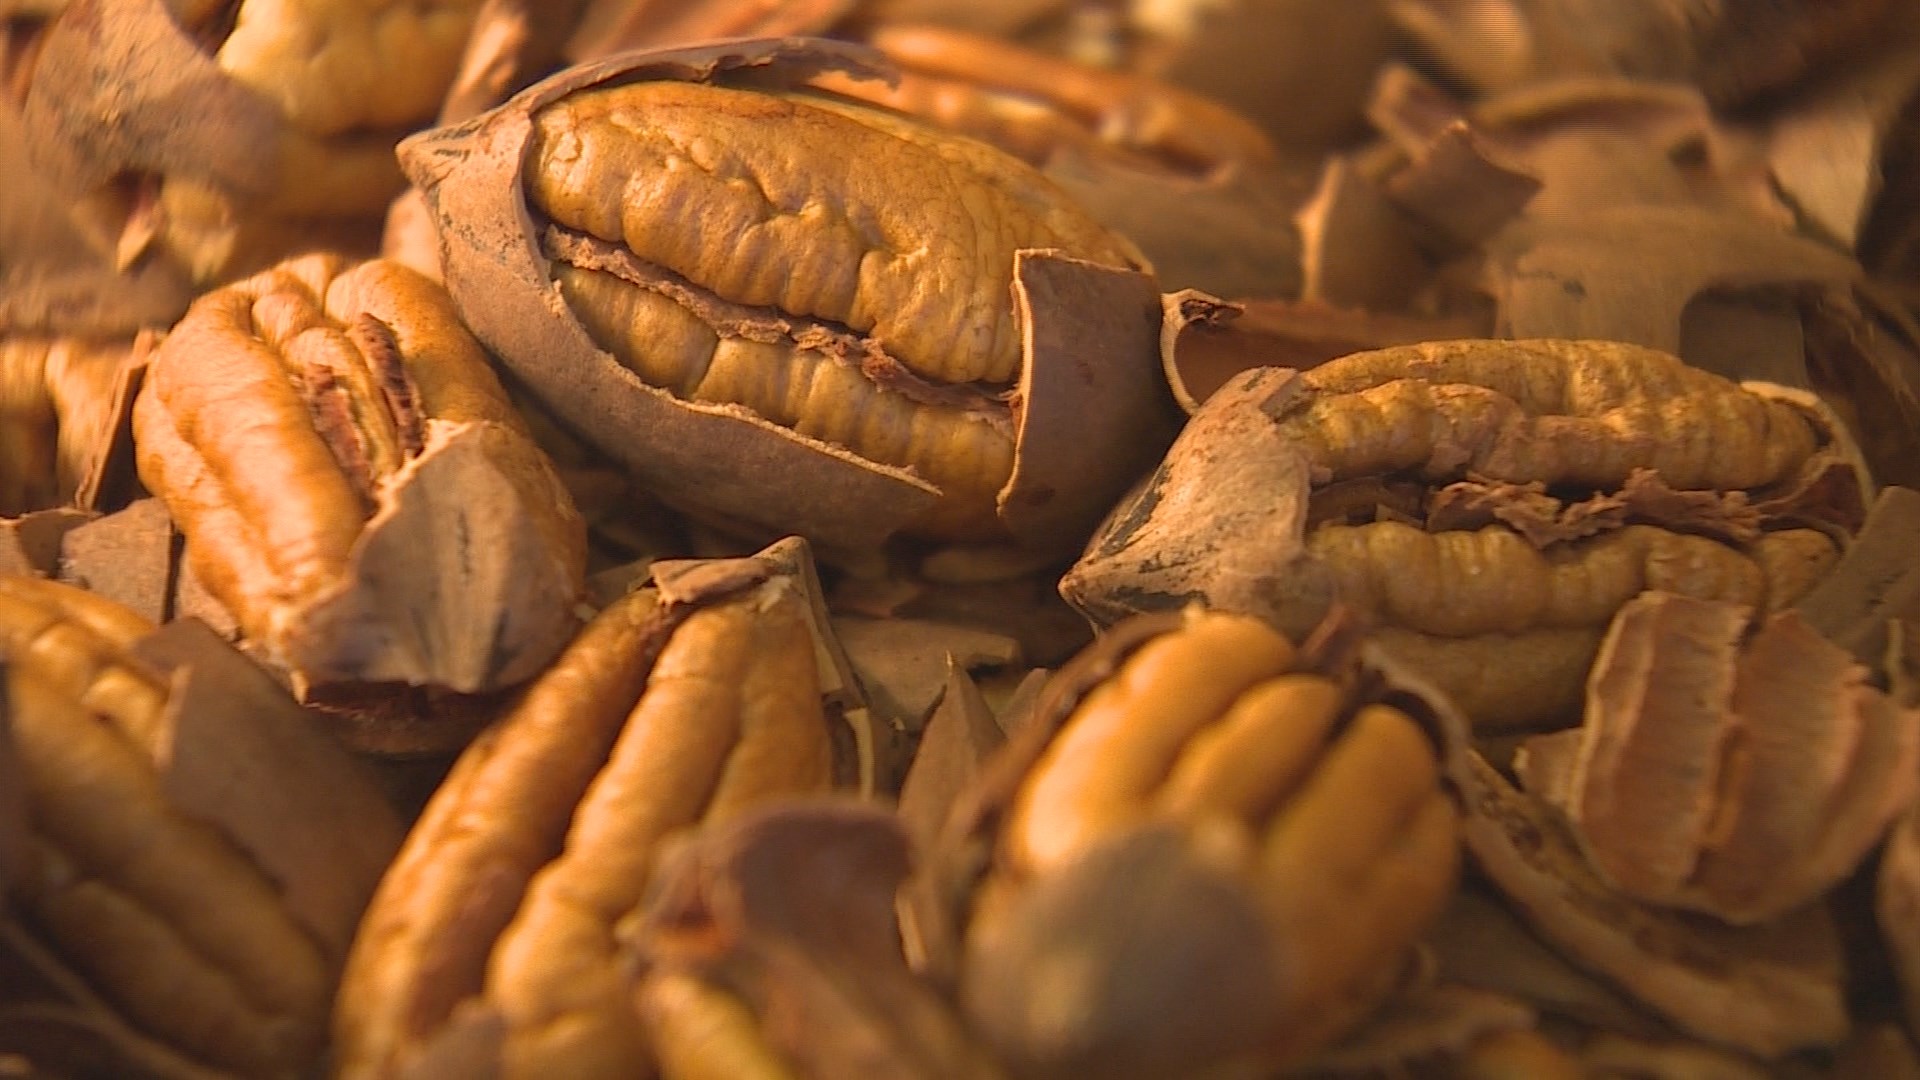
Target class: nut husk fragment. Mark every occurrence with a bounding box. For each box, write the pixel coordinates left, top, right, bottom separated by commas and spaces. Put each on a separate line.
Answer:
133, 252, 586, 701
0, 575, 403, 1077
401, 37, 1177, 560
623, 799, 1007, 1080
1519, 592, 1920, 924
334, 538, 867, 1080
1063, 341, 1859, 729
941, 609, 1463, 1077
1460, 751, 1849, 1057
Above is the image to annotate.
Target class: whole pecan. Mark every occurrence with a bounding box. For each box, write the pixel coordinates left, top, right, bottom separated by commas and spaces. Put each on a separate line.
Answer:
132, 252, 586, 702
0, 574, 403, 1078
334, 538, 872, 1080
1064, 340, 1866, 729
934, 609, 1463, 1078
400, 38, 1179, 563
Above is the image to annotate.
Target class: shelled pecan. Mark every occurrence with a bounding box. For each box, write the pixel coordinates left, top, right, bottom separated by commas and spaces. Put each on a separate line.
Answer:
1517, 592, 1920, 924
334, 538, 872, 1080
930, 609, 1463, 1078
401, 37, 1179, 563
1064, 340, 1865, 729
0, 574, 403, 1078
132, 252, 586, 703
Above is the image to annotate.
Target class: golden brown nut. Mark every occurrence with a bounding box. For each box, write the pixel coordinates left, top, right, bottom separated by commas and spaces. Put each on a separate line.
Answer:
21, 0, 486, 283
0, 574, 403, 1078
132, 252, 586, 699
0, 335, 137, 517
946, 609, 1462, 1079
1064, 341, 1864, 729
402, 38, 1179, 559
334, 538, 868, 1080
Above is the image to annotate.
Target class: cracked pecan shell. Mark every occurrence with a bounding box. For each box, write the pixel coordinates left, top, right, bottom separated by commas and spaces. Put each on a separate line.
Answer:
940, 609, 1463, 1078
132, 252, 586, 698
400, 37, 1178, 558
1064, 340, 1866, 729
0, 574, 402, 1078
334, 537, 871, 1080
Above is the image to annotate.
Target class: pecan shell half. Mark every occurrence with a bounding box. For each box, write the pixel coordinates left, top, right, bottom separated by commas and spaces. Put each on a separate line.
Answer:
400, 37, 1179, 559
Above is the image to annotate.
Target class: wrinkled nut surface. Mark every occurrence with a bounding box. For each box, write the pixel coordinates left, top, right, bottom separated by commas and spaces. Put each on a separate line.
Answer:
1518, 592, 1920, 924
133, 252, 586, 697
0, 574, 402, 1078
402, 38, 1178, 556
954, 610, 1461, 1078
335, 538, 862, 1080
0, 335, 137, 517
1064, 340, 1861, 729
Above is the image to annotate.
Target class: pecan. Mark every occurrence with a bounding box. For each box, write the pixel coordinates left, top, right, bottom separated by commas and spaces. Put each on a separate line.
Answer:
334, 538, 872, 1080
1063, 341, 1865, 729
21, 0, 487, 283
0, 335, 138, 517
1517, 592, 1920, 924
401, 38, 1179, 560
940, 609, 1463, 1077
133, 252, 587, 700
0, 575, 402, 1077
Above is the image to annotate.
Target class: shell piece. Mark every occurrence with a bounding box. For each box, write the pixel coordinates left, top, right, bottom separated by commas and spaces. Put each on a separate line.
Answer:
333, 538, 863, 1080
133, 253, 586, 699
1064, 341, 1859, 729
1460, 751, 1849, 1057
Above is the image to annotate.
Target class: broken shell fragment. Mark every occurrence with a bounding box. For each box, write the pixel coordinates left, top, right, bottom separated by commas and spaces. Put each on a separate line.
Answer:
333, 538, 866, 1080
1063, 340, 1861, 729
623, 799, 1007, 1080
0, 574, 403, 1078
131, 252, 586, 703
401, 37, 1178, 559
947, 609, 1462, 1077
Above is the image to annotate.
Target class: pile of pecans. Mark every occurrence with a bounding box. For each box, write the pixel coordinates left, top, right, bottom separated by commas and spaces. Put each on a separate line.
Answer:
5, 1, 1920, 1077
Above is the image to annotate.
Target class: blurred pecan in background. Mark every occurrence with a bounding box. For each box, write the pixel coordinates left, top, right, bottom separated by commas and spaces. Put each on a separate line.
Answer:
402, 38, 1180, 563
21, 0, 486, 283
1065, 341, 1864, 729
0, 575, 402, 1078
133, 253, 586, 701
335, 539, 869, 1080
0, 335, 139, 518
940, 609, 1462, 1078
